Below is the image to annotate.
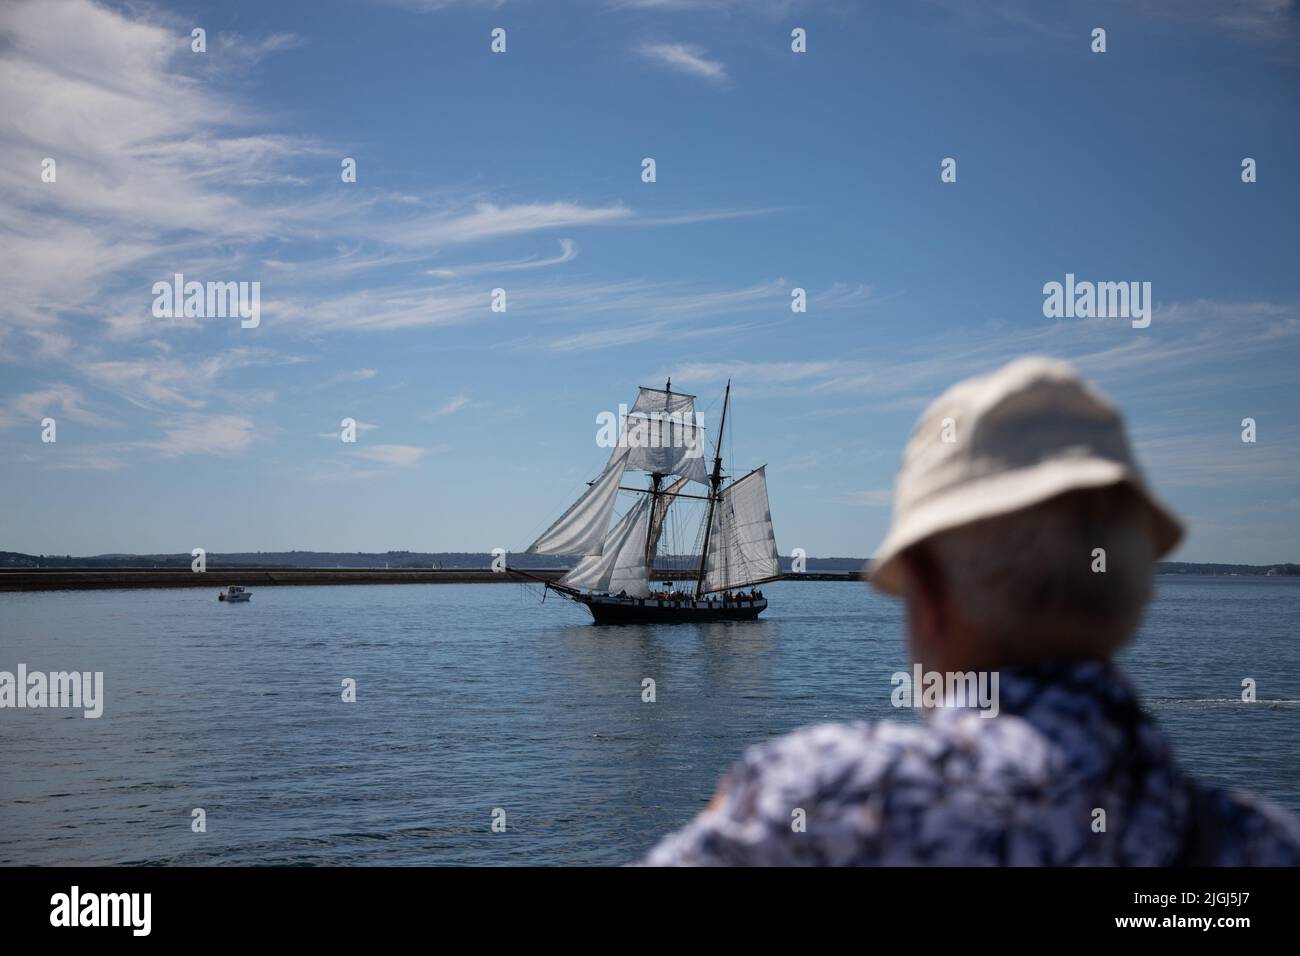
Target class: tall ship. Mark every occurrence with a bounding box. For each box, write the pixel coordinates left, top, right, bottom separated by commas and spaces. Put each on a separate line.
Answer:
524, 380, 780, 624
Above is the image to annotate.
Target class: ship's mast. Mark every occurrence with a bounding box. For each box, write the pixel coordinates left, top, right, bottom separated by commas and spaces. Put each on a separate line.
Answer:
643, 379, 669, 572
694, 380, 730, 599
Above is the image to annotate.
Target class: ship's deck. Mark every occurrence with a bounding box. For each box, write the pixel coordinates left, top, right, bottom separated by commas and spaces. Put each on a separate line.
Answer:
574, 592, 767, 624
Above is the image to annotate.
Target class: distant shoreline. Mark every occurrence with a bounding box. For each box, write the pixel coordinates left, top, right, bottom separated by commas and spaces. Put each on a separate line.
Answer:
1, 566, 1296, 592
3, 550, 1296, 577
0, 567, 855, 593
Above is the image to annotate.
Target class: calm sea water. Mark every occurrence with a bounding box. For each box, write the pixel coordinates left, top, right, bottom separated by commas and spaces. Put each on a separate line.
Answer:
1, 576, 1297, 865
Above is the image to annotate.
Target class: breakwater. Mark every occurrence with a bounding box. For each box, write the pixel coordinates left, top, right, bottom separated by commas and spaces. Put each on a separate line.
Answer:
0, 568, 567, 592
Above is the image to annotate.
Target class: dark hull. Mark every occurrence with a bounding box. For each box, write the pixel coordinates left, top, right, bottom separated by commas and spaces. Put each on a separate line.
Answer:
576, 593, 767, 624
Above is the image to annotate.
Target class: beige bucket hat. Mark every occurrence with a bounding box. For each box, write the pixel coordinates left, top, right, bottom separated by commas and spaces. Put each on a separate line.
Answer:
870, 357, 1183, 594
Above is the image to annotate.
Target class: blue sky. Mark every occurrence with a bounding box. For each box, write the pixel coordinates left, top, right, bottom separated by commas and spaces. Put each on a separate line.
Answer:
1, 0, 1297, 562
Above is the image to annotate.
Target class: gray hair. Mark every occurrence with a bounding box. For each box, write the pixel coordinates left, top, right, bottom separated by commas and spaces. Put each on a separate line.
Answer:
915, 485, 1156, 657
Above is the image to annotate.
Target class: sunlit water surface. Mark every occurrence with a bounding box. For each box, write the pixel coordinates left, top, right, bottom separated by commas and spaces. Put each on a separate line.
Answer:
1, 576, 1297, 864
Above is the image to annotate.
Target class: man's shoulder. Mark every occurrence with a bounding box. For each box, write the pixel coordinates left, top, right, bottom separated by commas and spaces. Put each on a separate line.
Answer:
1209, 786, 1300, 866
734, 718, 950, 791
736, 712, 1054, 793
640, 715, 1054, 866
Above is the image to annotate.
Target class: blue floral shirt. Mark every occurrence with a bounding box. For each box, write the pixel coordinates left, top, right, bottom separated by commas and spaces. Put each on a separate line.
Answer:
641, 660, 1300, 866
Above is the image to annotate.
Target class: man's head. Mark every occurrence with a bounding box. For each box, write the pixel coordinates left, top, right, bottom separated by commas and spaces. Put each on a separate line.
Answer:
871, 358, 1182, 673
897, 485, 1158, 673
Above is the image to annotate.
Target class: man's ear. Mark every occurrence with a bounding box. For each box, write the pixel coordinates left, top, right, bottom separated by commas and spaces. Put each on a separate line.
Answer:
899, 544, 947, 643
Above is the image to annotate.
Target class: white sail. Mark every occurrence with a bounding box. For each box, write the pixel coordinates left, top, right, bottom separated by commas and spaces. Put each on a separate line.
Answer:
623, 420, 708, 484
631, 386, 695, 418
623, 388, 708, 484
559, 494, 652, 596
526, 447, 629, 556
704, 466, 780, 593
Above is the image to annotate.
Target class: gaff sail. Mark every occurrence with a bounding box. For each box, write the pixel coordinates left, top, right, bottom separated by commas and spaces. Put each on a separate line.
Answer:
702, 466, 780, 593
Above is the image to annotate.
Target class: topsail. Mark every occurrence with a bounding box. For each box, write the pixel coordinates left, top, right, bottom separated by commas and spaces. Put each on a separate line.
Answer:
622, 387, 708, 485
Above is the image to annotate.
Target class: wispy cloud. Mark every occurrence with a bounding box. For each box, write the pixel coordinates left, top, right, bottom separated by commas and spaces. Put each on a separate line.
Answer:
432, 396, 472, 416
137, 414, 258, 458
427, 239, 578, 279
637, 42, 728, 82
354, 443, 435, 466
0, 1, 738, 355
328, 368, 379, 385
0, 0, 321, 329
1133, 423, 1300, 491
0, 385, 114, 429
382, 203, 629, 248
210, 31, 307, 70
671, 300, 1300, 407
525, 278, 877, 352
271, 275, 792, 335
76, 349, 297, 411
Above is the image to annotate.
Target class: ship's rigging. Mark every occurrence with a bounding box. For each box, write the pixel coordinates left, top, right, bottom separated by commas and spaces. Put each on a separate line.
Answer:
523, 380, 780, 621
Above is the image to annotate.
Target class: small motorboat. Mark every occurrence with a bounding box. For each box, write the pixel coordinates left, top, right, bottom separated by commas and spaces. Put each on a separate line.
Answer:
218, 586, 251, 603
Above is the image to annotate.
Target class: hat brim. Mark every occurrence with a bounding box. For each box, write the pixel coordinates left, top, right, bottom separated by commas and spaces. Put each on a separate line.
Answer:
869, 457, 1184, 595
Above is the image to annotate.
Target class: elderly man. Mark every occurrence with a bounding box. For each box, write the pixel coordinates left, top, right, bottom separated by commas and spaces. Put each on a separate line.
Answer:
642, 357, 1300, 865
